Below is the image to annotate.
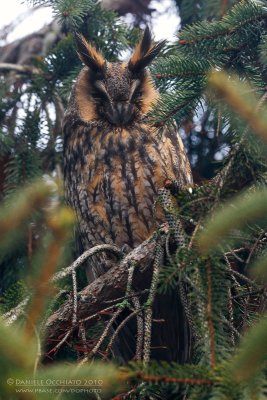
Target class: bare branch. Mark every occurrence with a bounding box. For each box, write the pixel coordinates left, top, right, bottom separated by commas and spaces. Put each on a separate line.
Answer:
52, 244, 123, 282
2, 245, 123, 328
45, 235, 160, 348
0, 62, 41, 74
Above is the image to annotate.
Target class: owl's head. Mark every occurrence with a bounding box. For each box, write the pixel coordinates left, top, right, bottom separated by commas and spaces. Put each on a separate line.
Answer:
75, 28, 165, 126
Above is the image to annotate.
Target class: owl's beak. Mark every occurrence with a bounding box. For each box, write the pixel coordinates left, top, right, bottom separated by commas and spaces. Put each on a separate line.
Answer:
108, 102, 134, 126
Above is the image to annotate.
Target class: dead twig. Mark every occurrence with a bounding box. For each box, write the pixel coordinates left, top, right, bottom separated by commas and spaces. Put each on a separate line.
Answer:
52, 244, 123, 282
45, 234, 160, 351
0, 62, 41, 74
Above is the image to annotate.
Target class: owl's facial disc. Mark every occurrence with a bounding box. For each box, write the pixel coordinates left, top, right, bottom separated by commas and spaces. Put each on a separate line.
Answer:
92, 65, 142, 126
76, 30, 164, 125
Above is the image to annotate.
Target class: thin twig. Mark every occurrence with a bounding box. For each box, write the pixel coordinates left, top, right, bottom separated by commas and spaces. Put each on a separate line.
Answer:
72, 269, 78, 326
48, 330, 73, 355
2, 296, 30, 325
224, 255, 235, 346
52, 244, 123, 282
105, 308, 143, 358
143, 238, 164, 366
126, 261, 136, 296
216, 106, 221, 137
220, 314, 241, 338
225, 246, 245, 262
231, 269, 260, 289
45, 262, 79, 355
131, 295, 144, 360
245, 230, 265, 268
106, 260, 143, 360
228, 286, 235, 346
80, 305, 116, 323
206, 261, 216, 369
104, 289, 149, 304
188, 222, 201, 249
232, 288, 265, 300
225, 247, 246, 256
212, 143, 240, 207
79, 322, 89, 359
224, 253, 260, 289
178, 279, 198, 340
22, 313, 42, 378
89, 308, 123, 358
0, 62, 41, 74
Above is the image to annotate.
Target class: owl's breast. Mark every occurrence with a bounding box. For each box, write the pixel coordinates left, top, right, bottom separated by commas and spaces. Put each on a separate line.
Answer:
64, 123, 190, 249
86, 127, 170, 248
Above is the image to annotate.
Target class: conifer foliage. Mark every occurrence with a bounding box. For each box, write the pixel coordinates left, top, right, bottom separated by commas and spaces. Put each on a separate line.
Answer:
0, 0, 267, 399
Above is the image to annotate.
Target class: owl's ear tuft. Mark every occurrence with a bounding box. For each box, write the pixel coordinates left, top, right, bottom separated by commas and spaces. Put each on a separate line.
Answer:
128, 27, 165, 73
75, 34, 106, 74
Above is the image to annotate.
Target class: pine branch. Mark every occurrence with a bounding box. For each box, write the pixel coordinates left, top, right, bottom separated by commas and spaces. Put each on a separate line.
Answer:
209, 71, 267, 144
152, 57, 211, 81
179, 1, 267, 46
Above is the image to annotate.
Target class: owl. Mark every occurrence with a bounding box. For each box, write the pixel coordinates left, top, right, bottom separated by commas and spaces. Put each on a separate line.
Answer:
63, 28, 193, 363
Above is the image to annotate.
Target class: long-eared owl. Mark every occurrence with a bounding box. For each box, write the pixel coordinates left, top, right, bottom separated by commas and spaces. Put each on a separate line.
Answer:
63, 28, 193, 363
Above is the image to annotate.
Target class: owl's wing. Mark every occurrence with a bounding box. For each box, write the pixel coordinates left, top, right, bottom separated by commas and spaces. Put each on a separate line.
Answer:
157, 123, 193, 187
